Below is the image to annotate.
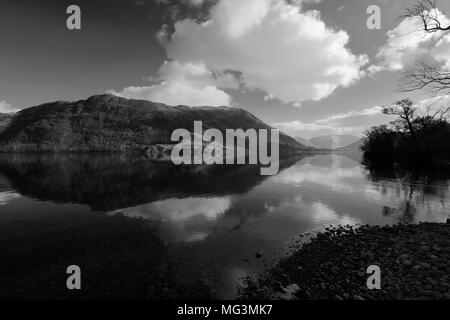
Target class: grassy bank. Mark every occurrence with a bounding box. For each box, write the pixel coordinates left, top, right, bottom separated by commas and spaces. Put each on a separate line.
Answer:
240, 222, 450, 300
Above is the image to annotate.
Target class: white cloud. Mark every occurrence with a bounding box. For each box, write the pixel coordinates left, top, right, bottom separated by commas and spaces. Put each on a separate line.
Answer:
152, 0, 207, 6
315, 106, 384, 126
275, 95, 450, 138
159, 0, 367, 104
0, 101, 20, 113
273, 106, 392, 138
431, 34, 450, 69
186, 0, 206, 6
109, 60, 233, 106
113, 196, 231, 243
416, 95, 450, 117
370, 9, 450, 74
113, 0, 367, 107
419, 94, 450, 107
273, 119, 358, 138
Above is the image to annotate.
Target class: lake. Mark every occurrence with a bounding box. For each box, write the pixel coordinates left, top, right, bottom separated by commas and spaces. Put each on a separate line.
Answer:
0, 152, 449, 299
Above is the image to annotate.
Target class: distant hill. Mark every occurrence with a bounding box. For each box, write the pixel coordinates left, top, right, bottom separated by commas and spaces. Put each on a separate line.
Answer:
0, 94, 306, 155
339, 138, 362, 151
294, 136, 317, 149
308, 135, 360, 150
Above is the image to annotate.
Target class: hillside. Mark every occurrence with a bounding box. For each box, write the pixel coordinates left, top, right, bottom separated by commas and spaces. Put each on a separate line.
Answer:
308, 135, 360, 150
339, 138, 362, 151
0, 94, 305, 155
0, 113, 13, 134
294, 136, 317, 149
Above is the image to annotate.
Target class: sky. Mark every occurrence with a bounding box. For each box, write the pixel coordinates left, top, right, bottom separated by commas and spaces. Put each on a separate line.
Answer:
1, 0, 450, 138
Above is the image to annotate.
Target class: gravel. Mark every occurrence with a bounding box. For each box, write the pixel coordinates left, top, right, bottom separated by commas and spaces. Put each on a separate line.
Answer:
240, 221, 450, 300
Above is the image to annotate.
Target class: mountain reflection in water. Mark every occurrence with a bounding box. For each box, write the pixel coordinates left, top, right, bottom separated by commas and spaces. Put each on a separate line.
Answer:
0, 152, 449, 299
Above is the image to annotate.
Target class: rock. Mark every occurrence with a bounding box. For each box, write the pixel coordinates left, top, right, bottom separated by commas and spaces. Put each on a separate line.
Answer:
402, 259, 412, 266
420, 263, 431, 269
255, 252, 263, 259
412, 265, 422, 272
399, 254, 409, 260
419, 289, 435, 297
424, 284, 433, 290
433, 292, 443, 299
239, 222, 450, 300
274, 284, 300, 300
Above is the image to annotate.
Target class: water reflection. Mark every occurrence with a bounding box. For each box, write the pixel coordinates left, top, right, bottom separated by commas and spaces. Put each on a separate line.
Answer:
0, 152, 449, 299
0, 153, 299, 210
0, 191, 20, 205
114, 197, 232, 243
363, 159, 450, 224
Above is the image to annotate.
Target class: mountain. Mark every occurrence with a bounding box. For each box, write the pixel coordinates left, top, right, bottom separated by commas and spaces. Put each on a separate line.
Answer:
0, 113, 13, 134
339, 138, 362, 151
0, 94, 306, 154
308, 135, 360, 150
294, 136, 317, 149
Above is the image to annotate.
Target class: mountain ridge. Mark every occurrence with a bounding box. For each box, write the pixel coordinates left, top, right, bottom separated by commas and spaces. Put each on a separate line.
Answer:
307, 134, 360, 150
294, 136, 317, 149
0, 94, 306, 154
338, 138, 362, 151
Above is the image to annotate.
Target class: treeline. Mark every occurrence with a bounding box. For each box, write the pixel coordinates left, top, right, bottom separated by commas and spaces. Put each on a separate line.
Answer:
361, 99, 450, 164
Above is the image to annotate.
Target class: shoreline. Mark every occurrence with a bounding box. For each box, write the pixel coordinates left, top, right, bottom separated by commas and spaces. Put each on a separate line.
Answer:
240, 221, 450, 300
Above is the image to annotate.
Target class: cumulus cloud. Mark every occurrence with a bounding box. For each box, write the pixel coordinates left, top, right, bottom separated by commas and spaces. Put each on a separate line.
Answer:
163, 0, 367, 104
113, 0, 367, 106
109, 60, 233, 106
369, 8, 450, 74
273, 106, 393, 138
0, 101, 20, 113
431, 34, 450, 69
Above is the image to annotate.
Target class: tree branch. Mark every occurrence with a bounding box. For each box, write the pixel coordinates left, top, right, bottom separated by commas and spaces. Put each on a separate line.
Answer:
403, 0, 450, 33
400, 61, 450, 95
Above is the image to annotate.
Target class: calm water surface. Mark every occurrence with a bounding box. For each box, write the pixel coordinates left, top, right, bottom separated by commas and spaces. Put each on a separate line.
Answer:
0, 152, 449, 298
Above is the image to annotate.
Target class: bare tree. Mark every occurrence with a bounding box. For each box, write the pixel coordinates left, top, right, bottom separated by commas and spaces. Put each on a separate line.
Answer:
400, 1, 450, 94
383, 99, 422, 150
383, 99, 417, 134
403, 0, 450, 33
422, 103, 450, 121
383, 98, 450, 153
401, 61, 450, 95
